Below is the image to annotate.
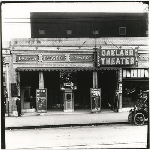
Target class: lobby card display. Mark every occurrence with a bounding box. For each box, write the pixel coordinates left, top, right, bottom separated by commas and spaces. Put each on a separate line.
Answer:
90, 88, 101, 112
36, 89, 47, 113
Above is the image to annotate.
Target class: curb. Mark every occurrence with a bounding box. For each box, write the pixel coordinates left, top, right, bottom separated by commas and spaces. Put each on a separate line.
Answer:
5, 122, 130, 130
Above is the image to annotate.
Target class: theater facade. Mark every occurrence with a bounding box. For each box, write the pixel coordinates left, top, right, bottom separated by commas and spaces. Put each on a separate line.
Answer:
2, 12, 149, 116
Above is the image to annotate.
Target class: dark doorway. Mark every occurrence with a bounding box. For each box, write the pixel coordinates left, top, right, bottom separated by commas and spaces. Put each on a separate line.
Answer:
44, 71, 62, 110
20, 71, 39, 109
74, 71, 93, 109
98, 70, 117, 109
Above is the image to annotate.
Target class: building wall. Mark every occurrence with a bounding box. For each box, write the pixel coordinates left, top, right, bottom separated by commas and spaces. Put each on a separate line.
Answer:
30, 12, 148, 38
2, 12, 149, 115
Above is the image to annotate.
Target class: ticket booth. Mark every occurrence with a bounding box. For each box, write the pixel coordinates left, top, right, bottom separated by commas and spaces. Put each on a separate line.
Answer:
64, 90, 74, 112
60, 71, 77, 112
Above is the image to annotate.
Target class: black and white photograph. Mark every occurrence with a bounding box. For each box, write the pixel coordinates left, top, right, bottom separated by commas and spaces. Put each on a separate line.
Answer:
1, 1, 149, 149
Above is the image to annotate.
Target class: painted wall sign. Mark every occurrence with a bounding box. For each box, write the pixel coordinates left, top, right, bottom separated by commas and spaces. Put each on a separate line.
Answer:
17, 55, 38, 62
97, 49, 137, 66
69, 54, 93, 62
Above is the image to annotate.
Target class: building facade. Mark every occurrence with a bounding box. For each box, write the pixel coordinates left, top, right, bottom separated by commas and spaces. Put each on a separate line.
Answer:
2, 12, 149, 116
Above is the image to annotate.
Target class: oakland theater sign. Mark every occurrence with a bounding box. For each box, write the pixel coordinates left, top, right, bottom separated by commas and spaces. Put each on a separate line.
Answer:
97, 49, 138, 66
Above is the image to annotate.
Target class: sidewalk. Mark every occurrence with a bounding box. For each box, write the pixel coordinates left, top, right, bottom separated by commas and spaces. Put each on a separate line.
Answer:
5, 109, 129, 130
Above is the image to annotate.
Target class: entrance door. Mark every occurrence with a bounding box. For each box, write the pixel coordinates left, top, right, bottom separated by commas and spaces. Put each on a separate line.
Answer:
21, 87, 31, 109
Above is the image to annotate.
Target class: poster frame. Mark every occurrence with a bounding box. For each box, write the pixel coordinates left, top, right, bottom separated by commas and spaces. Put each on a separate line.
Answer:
36, 88, 47, 113
90, 88, 101, 113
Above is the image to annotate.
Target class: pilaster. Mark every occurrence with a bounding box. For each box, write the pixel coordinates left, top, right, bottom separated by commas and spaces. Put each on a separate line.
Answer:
39, 72, 44, 89
93, 71, 98, 88
118, 68, 122, 112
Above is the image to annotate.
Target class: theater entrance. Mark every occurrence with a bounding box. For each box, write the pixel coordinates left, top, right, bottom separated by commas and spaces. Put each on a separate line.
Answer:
44, 71, 93, 112
20, 70, 117, 112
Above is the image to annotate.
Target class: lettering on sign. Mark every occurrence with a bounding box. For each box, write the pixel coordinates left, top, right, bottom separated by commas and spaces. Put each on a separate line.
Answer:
97, 49, 136, 66
17, 55, 38, 62
69, 54, 93, 62
101, 49, 135, 56
47, 63, 93, 67
42, 55, 66, 61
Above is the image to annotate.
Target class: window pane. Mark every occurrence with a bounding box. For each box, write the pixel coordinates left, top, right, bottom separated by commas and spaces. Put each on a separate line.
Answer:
138, 69, 141, 77
126, 70, 130, 77
144, 69, 149, 77
123, 70, 126, 78
131, 69, 134, 77
141, 69, 144, 77
39, 29, 45, 35
134, 69, 137, 77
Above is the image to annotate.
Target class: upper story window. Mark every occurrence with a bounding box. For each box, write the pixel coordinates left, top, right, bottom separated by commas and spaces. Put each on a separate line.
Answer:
39, 29, 45, 35
119, 27, 126, 35
3, 73, 5, 82
67, 29, 72, 35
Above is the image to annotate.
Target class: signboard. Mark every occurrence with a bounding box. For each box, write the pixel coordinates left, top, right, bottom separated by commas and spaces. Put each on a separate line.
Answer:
16, 54, 93, 63
42, 55, 66, 62
90, 88, 101, 112
16, 55, 38, 62
36, 89, 47, 113
69, 54, 93, 62
97, 49, 137, 66
60, 72, 77, 90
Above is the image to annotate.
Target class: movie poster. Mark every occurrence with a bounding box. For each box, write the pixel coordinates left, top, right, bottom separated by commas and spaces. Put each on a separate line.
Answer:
90, 88, 101, 112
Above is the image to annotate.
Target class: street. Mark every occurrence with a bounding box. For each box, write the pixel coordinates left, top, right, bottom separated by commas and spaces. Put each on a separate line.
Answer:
5, 124, 148, 149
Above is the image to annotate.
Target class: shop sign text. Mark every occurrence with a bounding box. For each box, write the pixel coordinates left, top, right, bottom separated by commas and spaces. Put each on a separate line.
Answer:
69, 54, 93, 62
16, 54, 93, 63
42, 55, 66, 61
98, 49, 136, 66
17, 55, 38, 62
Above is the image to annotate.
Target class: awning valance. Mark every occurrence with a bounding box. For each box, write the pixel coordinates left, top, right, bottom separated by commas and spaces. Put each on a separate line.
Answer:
16, 67, 119, 72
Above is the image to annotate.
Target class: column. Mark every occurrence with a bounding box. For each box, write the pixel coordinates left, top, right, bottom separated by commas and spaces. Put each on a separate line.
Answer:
93, 71, 98, 88
16, 71, 20, 96
6, 63, 10, 116
39, 72, 44, 89
118, 68, 122, 112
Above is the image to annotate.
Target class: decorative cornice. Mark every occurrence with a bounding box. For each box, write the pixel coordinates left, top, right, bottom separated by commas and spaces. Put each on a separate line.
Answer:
11, 37, 149, 47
